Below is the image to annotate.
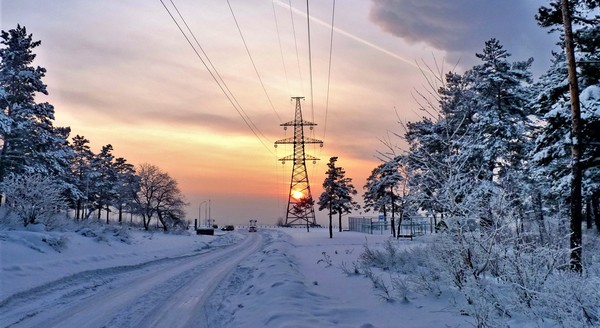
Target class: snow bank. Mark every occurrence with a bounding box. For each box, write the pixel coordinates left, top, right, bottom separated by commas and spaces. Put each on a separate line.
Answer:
0, 226, 227, 298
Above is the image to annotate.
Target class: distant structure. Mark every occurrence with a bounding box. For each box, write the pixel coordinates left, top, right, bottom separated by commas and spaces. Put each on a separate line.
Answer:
275, 97, 323, 226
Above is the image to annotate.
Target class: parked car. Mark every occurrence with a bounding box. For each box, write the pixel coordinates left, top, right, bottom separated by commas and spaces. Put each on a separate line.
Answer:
221, 225, 235, 231
249, 226, 257, 232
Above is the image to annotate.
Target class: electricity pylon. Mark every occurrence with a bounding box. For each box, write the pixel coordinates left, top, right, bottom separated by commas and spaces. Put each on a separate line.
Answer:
274, 97, 323, 226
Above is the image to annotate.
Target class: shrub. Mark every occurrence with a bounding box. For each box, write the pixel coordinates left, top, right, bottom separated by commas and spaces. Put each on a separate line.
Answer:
0, 173, 67, 226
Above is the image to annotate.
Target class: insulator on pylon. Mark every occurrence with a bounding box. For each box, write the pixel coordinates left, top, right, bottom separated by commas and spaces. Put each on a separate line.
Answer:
283, 127, 287, 131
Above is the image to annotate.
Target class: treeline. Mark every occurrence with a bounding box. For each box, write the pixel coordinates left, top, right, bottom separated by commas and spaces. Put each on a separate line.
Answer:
0, 25, 186, 231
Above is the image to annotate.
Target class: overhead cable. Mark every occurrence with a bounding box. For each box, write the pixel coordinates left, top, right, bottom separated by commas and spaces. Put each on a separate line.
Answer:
306, 0, 314, 124
226, 0, 282, 123
288, 0, 305, 96
271, 0, 291, 96
159, 0, 275, 157
322, 0, 336, 142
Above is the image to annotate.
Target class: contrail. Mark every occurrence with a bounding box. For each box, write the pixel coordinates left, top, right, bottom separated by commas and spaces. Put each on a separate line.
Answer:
273, 0, 419, 69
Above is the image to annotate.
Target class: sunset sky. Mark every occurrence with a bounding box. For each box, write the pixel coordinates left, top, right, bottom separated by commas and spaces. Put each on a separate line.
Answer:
2, 0, 557, 225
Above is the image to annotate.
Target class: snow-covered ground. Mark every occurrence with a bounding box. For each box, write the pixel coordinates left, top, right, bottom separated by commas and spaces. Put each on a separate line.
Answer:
1, 225, 468, 327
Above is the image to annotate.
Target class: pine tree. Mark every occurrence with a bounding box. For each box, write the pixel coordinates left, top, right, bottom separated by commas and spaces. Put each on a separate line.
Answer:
535, 0, 600, 270
318, 157, 358, 238
92, 144, 117, 222
468, 39, 533, 180
68, 135, 94, 220
0, 25, 71, 192
363, 157, 403, 237
112, 157, 138, 224
534, 1, 600, 225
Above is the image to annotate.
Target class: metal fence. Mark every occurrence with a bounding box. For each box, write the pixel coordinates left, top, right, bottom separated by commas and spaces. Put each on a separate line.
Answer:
348, 216, 431, 236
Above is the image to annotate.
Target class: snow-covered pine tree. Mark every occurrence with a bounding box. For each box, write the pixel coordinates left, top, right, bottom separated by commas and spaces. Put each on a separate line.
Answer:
464, 39, 534, 228
403, 117, 454, 225
67, 134, 94, 220
401, 39, 538, 236
363, 157, 403, 237
111, 157, 138, 224
318, 157, 358, 238
0, 25, 72, 194
534, 1, 600, 232
92, 144, 117, 222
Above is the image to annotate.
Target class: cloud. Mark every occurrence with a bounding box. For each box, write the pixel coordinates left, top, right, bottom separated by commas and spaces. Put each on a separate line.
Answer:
368, 0, 557, 75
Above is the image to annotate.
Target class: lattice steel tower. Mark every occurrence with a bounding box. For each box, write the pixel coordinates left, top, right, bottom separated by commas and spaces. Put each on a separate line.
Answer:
275, 97, 323, 226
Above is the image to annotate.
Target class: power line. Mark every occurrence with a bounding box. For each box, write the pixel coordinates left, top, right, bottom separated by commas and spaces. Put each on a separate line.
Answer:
226, 0, 282, 123
288, 0, 305, 95
159, 0, 275, 157
322, 0, 336, 142
271, 0, 291, 96
166, 0, 273, 152
305, 0, 314, 124
167, 0, 267, 143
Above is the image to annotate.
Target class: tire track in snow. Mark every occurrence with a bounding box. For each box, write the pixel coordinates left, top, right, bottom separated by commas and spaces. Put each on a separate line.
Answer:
1, 232, 263, 328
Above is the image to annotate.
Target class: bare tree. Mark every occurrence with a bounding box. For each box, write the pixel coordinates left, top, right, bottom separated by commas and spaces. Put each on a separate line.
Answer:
134, 163, 187, 231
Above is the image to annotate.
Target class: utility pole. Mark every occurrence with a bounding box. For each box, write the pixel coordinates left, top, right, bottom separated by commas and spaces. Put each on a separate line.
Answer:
275, 97, 323, 226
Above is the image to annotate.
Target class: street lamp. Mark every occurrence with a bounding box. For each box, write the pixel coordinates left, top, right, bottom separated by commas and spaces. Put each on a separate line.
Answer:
199, 201, 210, 226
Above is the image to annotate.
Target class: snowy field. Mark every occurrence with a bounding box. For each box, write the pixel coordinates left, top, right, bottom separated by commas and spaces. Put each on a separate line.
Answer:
1, 225, 468, 327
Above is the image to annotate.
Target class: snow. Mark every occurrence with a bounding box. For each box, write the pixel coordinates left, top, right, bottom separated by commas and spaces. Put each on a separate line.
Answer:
581, 84, 600, 119
1, 225, 468, 327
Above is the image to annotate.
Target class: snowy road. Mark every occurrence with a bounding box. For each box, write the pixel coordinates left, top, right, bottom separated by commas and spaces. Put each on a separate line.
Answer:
0, 231, 264, 328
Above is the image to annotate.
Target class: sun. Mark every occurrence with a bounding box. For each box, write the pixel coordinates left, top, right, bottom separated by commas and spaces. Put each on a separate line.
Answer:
292, 190, 304, 200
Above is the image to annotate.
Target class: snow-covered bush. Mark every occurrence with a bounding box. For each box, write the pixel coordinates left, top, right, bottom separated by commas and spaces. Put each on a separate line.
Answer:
0, 172, 67, 227
357, 222, 600, 327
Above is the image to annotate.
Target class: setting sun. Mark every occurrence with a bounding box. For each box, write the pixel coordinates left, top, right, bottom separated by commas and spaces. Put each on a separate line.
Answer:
291, 190, 304, 200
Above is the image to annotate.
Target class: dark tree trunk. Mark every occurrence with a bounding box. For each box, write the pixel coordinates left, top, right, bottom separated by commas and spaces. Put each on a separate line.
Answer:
0, 136, 10, 186
143, 215, 150, 230
328, 203, 333, 239
76, 200, 82, 221
382, 205, 387, 234
593, 193, 600, 233
157, 211, 168, 231
561, 0, 583, 273
586, 199, 593, 229
390, 191, 396, 238
118, 204, 123, 224
338, 212, 342, 233
396, 206, 404, 239
534, 190, 547, 244
106, 204, 110, 224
